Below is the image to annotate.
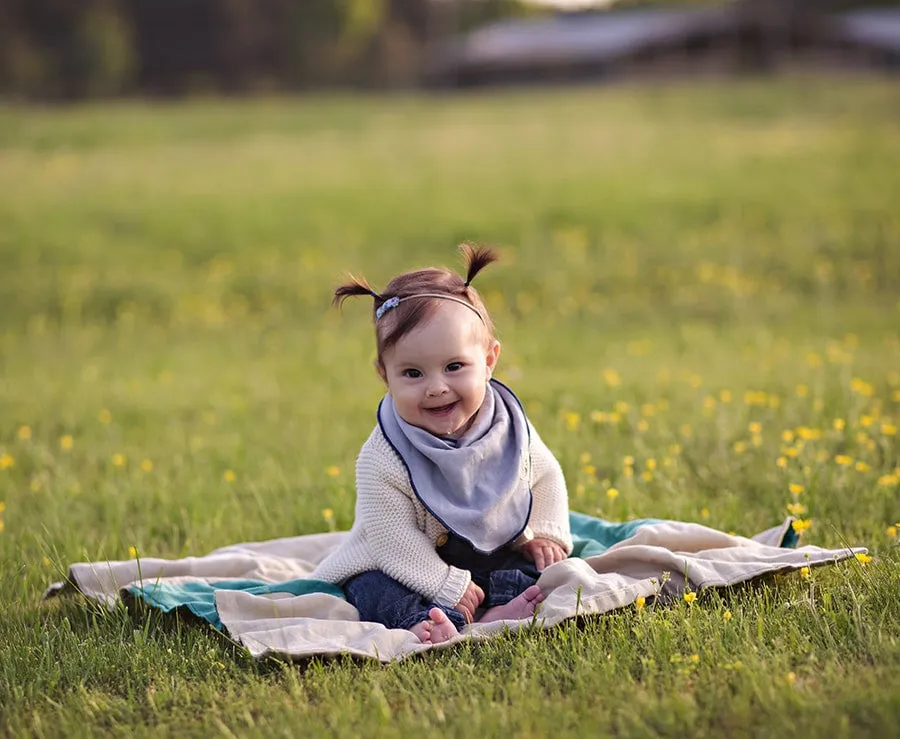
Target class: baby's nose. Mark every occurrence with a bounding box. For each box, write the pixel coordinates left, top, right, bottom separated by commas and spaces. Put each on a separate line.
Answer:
426, 379, 449, 397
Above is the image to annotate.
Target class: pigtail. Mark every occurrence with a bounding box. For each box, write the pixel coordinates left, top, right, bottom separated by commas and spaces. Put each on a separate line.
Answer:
459, 243, 499, 287
333, 275, 381, 309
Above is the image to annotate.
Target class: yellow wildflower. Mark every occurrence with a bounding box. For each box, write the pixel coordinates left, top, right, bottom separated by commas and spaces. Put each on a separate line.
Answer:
683, 592, 697, 605
787, 502, 807, 516
854, 553, 872, 565
744, 390, 769, 405
785, 447, 800, 458
835, 455, 852, 466
579, 452, 592, 464
602, 368, 621, 387
797, 427, 821, 441
575, 484, 585, 497
785, 672, 797, 685
680, 424, 693, 438
140, 459, 153, 472
887, 525, 897, 538
641, 403, 656, 417
833, 418, 846, 431
637, 419, 649, 433
0, 501, 5, 513
17, 425, 32, 440
112, 453, 126, 467
128, 546, 138, 558
590, 410, 608, 423
789, 483, 804, 495
796, 384, 809, 398
723, 610, 732, 622
43, 556, 51, 566
733, 441, 747, 453
781, 430, 794, 443
719, 390, 732, 403
583, 464, 596, 477
748, 422, 762, 435
0, 454, 13, 471
881, 423, 897, 436
646, 459, 657, 471
223, 469, 236, 483
322, 508, 334, 520
0, 520, 4, 533
563, 411, 580, 431
615, 401, 630, 414
855, 461, 870, 472
607, 488, 620, 500
98, 409, 112, 424
641, 471, 653, 482
326, 465, 341, 478
60, 435, 73, 451
635, 596, 645, 611
799, 566, 810, 579
623, 455, 635, 467
792, 519, 812, 534
776, 456, 788, 469
690, 654, 700, 664
700, 507, 710, 519
850, 378, 874, 397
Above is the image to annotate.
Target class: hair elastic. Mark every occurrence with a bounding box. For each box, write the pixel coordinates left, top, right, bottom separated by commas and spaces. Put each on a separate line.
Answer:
376, 293, 485, 324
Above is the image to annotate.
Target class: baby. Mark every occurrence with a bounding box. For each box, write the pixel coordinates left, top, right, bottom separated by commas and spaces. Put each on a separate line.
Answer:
312, 245, 572, 643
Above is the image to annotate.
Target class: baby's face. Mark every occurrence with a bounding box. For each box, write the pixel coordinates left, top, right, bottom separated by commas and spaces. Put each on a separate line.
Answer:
379, 302, 500, 439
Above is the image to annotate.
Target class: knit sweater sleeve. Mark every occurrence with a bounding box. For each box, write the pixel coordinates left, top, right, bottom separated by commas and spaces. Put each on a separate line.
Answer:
525, 423, 573, 554
356, 431, 472, 608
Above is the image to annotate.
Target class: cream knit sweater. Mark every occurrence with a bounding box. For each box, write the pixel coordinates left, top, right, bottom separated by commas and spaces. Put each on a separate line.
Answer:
311, 421, 572, 609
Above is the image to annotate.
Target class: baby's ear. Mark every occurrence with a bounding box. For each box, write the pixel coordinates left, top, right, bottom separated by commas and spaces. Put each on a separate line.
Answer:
374, 359, 387, 384
485, 340, 501, 377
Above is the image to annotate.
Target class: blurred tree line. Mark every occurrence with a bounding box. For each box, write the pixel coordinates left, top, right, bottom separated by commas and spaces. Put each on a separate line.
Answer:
0, 0, 530, 100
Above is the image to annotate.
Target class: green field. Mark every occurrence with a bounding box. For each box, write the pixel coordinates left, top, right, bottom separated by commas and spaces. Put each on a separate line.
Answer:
1, 79, 899, 737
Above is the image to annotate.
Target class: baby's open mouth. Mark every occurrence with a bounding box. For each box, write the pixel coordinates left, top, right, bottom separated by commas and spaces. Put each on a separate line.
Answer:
425, 401, 457, 416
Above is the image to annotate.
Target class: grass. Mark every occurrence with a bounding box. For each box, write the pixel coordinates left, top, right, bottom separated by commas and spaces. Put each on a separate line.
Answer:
1, 77, 899, 737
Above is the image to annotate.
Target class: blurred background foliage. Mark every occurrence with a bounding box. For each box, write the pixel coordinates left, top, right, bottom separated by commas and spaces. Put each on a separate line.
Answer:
3, 0, 898, 101
0, 0, 527, 100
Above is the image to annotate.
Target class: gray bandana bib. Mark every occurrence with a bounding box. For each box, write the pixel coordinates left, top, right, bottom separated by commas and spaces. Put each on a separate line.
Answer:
377, 379, 532, 554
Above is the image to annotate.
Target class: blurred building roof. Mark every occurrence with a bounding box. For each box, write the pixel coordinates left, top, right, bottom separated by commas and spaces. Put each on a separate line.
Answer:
427, 2, 900, 86
837, 8, 900, 54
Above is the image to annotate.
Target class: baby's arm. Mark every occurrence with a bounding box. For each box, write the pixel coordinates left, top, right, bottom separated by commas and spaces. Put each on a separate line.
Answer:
356, 438, 472, 608
522, 423, 573, 554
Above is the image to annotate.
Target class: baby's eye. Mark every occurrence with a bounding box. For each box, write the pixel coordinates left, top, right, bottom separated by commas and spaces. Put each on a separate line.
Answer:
402, 369, 422, 379
446, 362, 464, 372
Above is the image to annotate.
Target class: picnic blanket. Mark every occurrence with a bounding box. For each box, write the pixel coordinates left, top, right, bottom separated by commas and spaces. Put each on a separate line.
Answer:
44, 512, 864, 662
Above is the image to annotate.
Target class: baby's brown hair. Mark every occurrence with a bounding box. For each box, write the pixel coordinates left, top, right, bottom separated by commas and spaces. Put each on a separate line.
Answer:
334, 244, 498, 369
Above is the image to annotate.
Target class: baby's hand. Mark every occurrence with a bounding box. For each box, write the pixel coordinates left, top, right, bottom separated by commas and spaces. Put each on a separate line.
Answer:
454, 580, 485, 624
521, 538, 567, 571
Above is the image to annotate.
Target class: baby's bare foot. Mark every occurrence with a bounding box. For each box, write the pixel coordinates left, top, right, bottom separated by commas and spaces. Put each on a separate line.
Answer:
478, 585, 545, 623
410, 607, 460, 644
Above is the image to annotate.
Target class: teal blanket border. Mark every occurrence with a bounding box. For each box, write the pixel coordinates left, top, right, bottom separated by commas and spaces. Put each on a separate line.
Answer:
127, 511, 797, 629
